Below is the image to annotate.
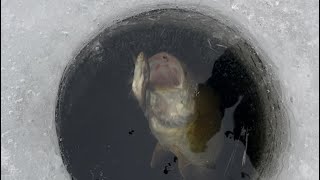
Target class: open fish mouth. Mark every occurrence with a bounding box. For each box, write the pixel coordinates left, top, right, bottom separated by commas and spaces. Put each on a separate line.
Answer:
148, 52, 184, 89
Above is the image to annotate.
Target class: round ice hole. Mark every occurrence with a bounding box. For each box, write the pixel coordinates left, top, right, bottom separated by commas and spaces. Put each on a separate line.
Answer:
55, 8, 289, 180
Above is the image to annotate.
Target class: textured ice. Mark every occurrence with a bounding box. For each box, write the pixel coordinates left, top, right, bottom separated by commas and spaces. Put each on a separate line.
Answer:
1, 0, 318, 179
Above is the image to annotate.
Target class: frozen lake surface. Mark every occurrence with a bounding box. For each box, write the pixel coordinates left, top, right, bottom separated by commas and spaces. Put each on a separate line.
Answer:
1, 0, 319, 180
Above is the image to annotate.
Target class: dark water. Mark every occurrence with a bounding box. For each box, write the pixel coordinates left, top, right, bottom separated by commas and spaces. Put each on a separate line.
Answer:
55, 9, 266, 180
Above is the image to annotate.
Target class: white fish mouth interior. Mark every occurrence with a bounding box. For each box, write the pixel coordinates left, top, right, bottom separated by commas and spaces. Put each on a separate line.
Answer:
55, 8, 290, 180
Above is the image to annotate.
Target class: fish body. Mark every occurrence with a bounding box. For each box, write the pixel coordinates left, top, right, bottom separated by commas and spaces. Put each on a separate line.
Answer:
132, 52, 223, 178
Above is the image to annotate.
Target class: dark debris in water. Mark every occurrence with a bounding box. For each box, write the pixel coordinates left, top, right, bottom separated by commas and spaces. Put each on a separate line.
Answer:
173, 156, 178, 163
128, 129, 135, 135
162, 156, 178, 175
163, 166, 170, 174
225, 131, 234, 139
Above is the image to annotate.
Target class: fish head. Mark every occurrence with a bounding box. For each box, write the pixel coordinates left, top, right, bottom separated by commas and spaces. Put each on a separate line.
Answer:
132, 52, 192, 127
132, 52, 186, 104
148, 52, 185, 90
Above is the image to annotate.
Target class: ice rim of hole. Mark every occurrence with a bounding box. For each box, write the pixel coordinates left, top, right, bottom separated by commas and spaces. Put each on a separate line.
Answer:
54, 4, 292, 180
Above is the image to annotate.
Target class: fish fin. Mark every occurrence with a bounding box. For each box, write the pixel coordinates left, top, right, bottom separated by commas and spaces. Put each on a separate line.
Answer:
174, 150, 219, 180
174, 152, 198, 179
150, 143, 172, 168
180, 163, 219, 180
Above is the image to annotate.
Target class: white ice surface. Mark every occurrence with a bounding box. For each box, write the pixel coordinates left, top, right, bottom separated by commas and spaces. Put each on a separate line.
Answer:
1, 0, 318, 179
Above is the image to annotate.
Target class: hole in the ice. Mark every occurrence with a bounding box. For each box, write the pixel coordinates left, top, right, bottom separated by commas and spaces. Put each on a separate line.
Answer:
55, 8, 288, 180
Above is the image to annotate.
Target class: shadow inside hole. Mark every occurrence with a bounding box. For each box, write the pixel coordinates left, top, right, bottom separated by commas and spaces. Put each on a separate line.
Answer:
55, 8, 286, 180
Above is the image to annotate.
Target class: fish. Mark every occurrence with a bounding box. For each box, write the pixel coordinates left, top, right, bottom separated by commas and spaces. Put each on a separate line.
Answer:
132, 52, 223, 179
